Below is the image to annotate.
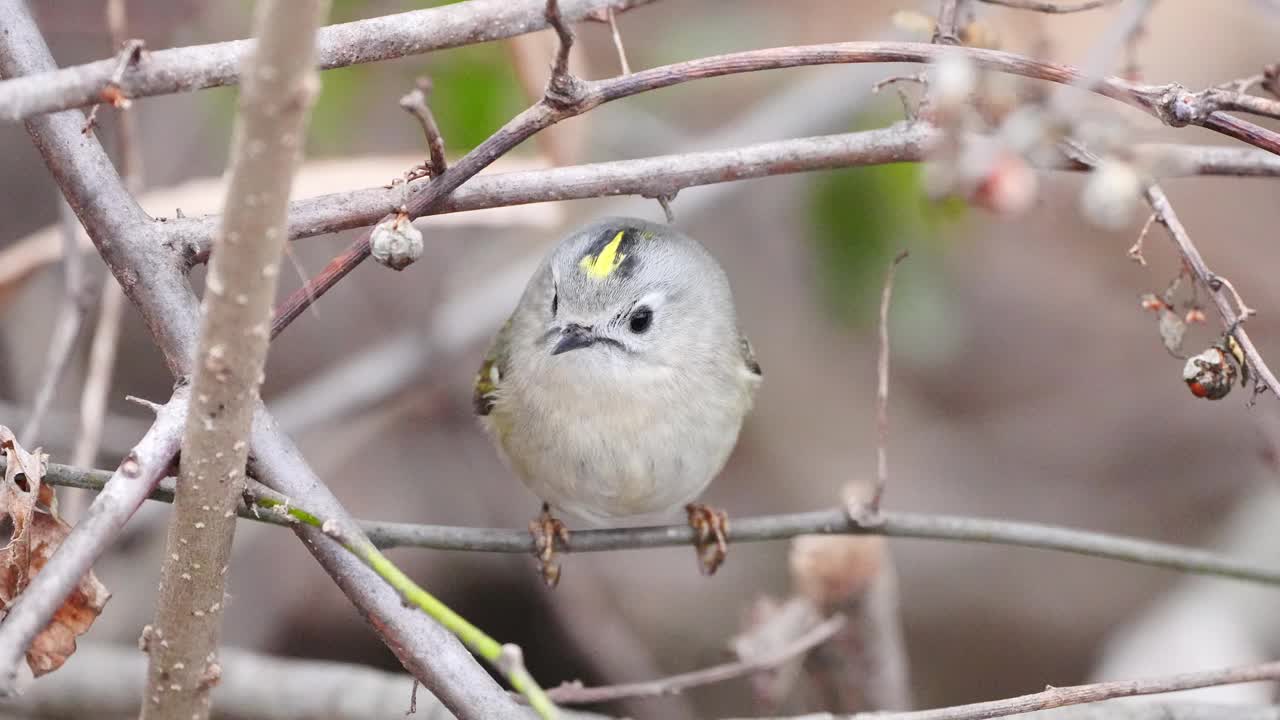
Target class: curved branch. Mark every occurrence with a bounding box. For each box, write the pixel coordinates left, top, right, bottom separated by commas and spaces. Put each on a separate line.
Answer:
265, 39, 1280, 338
0, 0, 656, 123
165, 129, 1280, 264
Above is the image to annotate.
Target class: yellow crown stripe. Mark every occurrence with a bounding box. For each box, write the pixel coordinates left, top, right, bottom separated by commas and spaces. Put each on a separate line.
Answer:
579, 231, 627, 279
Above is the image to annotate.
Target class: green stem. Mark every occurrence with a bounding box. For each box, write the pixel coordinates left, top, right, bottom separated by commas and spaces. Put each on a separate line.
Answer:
252, 495, 558, 719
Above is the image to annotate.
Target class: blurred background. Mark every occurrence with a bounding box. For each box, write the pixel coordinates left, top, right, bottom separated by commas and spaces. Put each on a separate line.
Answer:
4, 0, 1280, 717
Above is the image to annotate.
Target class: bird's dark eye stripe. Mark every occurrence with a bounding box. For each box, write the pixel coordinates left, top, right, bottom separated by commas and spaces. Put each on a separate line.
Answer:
551, 287, 558, 316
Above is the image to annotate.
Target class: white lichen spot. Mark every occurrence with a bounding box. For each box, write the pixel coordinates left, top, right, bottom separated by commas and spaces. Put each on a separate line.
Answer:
192, 563, 202, 570
205, 344, 226, 373
235, 293, 248, 306
181, 573, 192, 581
210, 602, 221, 613
179, 537, 189, 545
170, 553, 179, 561
173, 662, 185, 671
261, 264, 278, 279
194, 522, 206, 529
215, 451, 224, 460
233, 441, 246, 452
224, 510, 234, 518
193, 609, 205, 617
170, 684, 182, 691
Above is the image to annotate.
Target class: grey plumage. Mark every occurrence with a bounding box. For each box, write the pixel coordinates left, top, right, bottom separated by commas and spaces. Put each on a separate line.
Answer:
474, 217, 761, 524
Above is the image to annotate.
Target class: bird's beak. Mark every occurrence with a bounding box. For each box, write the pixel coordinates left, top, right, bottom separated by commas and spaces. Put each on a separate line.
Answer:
552, 324, 596, 355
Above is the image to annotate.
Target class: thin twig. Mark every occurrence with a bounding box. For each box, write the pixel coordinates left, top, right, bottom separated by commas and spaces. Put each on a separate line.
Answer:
268, 36, 1280, 337
71, 0, 139, 483
869, 251, 908, 514
546, 616, 847, 705
1128, 212, 1155, 266
932, 0, 970, 45
20, 199, 91, 447
398, 77, 448, 179
605, 7, 632, 75
36, 461, 1280, 590
0, 388, 190, 694
860, 660, 1280, 720
141, 2, 327, 717
81, 38, 143, 134
242, 484, 559, 719
1144, 184, 1277, 396
978, 0, 1118, 12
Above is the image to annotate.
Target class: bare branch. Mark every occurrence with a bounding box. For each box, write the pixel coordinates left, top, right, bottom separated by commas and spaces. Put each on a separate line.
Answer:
165, 130, 1280, 265
0, 387, 189, 694
398, 78, 448, 180
0, 0, 198, 376
265, 37, 1280, 336
20, 199, 91, 447
80, 38, 143, 135
979, 0, 1119, 13
933, 0, 971, 45
72, 0, 141, 473
37, 461, 1280, 590
547, 616, 847, 705
1144, 183, 1278, 397
0, 0, 658, 123
869, 251, 908, 514
0, 2, 522, 715
142, 1, 327, 717
605, 7, 632, 75
858, 660, 1280, 720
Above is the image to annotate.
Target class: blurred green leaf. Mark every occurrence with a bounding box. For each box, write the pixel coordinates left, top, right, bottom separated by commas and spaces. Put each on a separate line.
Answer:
406, 46, 526, 153
807, 117, 965, 327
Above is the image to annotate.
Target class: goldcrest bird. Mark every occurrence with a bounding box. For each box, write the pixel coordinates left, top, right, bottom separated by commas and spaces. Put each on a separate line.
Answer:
474, 217, 762, 584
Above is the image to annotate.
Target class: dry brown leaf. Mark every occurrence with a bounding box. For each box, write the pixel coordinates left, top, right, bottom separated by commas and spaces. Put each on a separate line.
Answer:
0, 427, 109, 677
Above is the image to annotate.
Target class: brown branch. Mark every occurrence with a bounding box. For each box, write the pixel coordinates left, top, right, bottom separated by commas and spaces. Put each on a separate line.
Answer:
978, 0, 1118, 12
1144, 183, 1278, 397
141, 2, 327, 718
398, 77, 448, 179
546, 616, 847, 705
267, 37, 1280, 338
0, 387, 189, 693
869, 251, 908, 514
0, 0, 658, 123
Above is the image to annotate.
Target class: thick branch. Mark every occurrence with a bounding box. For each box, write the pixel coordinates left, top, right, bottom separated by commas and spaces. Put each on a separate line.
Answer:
142, 2, 327, 718
0, 0, 656, 123
0, 388, 189, 694
0, 3, 524, 715
0, 0, 198, 375
38, 462, 1280, 590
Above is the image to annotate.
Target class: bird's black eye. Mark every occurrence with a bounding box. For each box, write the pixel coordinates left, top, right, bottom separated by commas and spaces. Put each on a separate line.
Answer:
628, 306, 653, 334
551, 288, 558, 317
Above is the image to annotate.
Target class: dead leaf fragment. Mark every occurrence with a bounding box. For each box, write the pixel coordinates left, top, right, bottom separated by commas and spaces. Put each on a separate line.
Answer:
0, 427, 110, 677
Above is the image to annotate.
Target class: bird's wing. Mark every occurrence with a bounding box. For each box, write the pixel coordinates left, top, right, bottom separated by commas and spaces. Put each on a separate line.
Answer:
473, 318, 514, 416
